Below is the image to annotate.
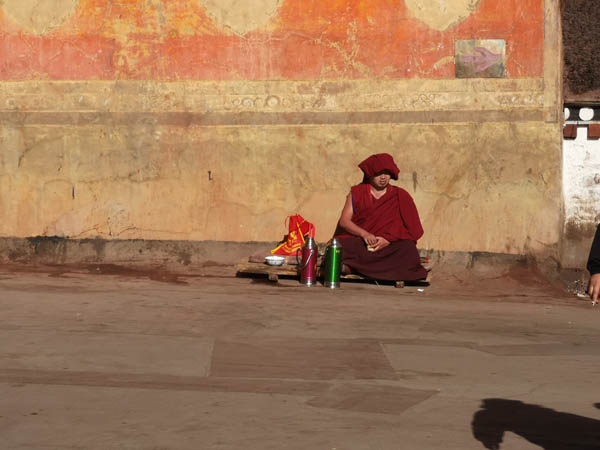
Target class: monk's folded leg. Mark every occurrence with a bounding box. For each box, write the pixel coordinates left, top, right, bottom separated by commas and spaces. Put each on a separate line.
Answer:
339, 236, 427, 281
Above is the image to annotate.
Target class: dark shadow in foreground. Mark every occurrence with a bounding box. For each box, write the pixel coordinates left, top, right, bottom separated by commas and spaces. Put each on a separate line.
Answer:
472, 399, 600, 450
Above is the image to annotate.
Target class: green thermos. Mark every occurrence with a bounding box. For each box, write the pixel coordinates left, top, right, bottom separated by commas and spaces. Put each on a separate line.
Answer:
324, 238, 342, 289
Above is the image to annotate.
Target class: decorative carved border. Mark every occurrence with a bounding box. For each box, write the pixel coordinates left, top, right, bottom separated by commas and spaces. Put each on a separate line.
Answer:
0, 79, 549, 124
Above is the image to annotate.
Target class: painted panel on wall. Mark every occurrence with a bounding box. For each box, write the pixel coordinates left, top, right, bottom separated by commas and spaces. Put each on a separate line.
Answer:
0, 0, 544, 80
455, 39, 506, 78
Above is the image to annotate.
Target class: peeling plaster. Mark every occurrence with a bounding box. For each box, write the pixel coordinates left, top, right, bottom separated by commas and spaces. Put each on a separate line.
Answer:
563, 127, 600, 228
198, 0, 282, 36
404, 0, 480, 31
1, 0, 79, 35
0, 0, 543, 80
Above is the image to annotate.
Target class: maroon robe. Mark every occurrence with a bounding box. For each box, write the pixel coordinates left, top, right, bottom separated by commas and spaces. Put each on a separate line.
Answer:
335, 183, 427, 281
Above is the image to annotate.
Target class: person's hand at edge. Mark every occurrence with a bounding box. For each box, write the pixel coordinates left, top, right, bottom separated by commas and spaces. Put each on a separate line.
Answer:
588, 273, 600, 305
362, 233, 378, 246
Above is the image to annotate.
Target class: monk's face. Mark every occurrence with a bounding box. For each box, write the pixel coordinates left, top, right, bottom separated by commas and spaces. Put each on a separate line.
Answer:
369, 171, 391, 190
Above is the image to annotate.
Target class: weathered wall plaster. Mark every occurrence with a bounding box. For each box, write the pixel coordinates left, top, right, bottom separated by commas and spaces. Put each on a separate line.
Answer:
0, 0, 563, 261
562, 121, 600, 268
404, 0, 480, 31
1, 0, 79, 35
199, 0, 283, 36
0, 0, 544, 80
0, 78, 561, 255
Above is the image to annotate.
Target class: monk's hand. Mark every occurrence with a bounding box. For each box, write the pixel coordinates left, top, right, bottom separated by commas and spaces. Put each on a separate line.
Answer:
371, 236, 390, 252
363, 233, 378, 247
588, 273, 600, 305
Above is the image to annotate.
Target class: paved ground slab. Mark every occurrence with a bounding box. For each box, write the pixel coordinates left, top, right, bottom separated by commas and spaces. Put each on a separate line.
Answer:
0, 266, 599, 450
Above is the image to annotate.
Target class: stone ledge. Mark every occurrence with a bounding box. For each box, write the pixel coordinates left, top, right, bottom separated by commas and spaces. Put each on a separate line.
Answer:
0, 236, 583, 297
0, 236, 566, 275
0, 236, 279, 267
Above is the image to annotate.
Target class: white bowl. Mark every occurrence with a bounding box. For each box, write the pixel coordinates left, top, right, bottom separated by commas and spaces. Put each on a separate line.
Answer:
265, 255, 285, 266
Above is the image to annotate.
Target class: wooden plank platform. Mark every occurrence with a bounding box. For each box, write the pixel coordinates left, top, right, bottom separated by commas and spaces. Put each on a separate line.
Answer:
236, 261, 430, 288
236, 262, 298, 283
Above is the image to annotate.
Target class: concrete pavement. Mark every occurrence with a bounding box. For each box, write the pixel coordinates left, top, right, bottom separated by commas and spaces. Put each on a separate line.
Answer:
1, 265, 599, 450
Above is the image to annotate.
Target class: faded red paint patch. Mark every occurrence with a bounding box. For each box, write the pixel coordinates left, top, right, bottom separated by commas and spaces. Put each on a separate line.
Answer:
453, 0, 544, 77
0, 0, 544, 80
0, 33, 118, 80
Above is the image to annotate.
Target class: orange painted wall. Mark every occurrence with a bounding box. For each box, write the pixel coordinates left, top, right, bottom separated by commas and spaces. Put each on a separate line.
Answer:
0, 0, 543, 80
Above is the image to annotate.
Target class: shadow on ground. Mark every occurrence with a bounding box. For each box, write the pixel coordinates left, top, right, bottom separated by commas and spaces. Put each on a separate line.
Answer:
472, 398, 600, 450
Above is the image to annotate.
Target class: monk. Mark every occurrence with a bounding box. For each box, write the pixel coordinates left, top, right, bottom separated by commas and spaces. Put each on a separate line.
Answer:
334, 153, 428, 281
